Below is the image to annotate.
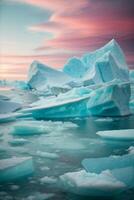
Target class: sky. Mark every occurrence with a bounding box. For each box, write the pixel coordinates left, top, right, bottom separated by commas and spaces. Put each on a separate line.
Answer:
0, 0, 134, 80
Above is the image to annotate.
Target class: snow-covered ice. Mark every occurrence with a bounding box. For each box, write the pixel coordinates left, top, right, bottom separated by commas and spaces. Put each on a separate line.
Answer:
27, 61, 72, 91
60, 168, 129, 196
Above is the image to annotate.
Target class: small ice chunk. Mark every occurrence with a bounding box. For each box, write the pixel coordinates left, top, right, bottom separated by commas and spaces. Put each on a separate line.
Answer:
23, 192, 54, 200
60, 169, 126, 196
82, 154, 134, 174
40, 176, 57, 184
36, 151, 59, 159
128, 146, 134, 154
0, 157, 34, 182
40, 166, 50, 171
10, 121, 49, 136
8, 138, 29, 146
96, 129, 134, 141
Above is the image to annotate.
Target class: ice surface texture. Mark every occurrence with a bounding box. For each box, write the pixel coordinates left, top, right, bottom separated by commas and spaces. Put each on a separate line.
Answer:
88, 82, 130, 116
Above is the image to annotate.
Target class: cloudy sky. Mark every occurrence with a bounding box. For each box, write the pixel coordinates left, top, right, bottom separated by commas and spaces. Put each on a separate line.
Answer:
0, 0, 134, 80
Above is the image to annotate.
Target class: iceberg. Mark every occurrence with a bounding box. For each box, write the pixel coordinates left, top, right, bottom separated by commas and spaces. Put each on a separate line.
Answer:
10, 121, 49, 136
22, 81, 130, 118
27, 61, 72, 91
60, 168, 131, 196
96, 129, 134, 141
0, 157, 34, 182
88, 82, 130, 116
63, 39, 129, 84
36, 151, 59, 159
82, 39, 129, 84
82, 154, 134, 173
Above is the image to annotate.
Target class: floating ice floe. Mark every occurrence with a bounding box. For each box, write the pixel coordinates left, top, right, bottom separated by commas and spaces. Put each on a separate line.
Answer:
40, 176, 57, 184
96, 129, 134, 141
88, 82, 130, 116
60, 168, 133, 196
36, 151, 59, 159
8, 138, 29, 146
82, 153, 134, 173
0, 157, 34, 182
27, 61, 72, 91
10, 121, 49, 136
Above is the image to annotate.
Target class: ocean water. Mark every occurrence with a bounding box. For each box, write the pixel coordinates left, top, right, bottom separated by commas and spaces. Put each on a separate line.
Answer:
0, 89, 134, 200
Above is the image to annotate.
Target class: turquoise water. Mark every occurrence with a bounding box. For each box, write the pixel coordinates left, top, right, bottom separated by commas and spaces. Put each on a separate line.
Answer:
0, 89, 134, 200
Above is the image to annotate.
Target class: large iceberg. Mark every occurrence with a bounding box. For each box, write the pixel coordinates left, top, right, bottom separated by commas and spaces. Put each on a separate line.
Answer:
63, 39, 129, 84
60, 167, 133, 196
82, 154, 134, 173
27, 61, 72, 91
88, 82, 130, 116
96, 129, 134, 141
0, 157, 34, 182
21, 81, 130, 119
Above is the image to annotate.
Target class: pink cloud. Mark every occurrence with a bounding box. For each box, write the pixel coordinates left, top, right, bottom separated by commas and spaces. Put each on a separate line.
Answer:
1, 0, 134, 80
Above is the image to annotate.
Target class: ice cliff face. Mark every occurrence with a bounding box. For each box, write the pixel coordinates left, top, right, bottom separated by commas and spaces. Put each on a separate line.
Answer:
63, 39, 129, 84
27, 61, 72, 91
